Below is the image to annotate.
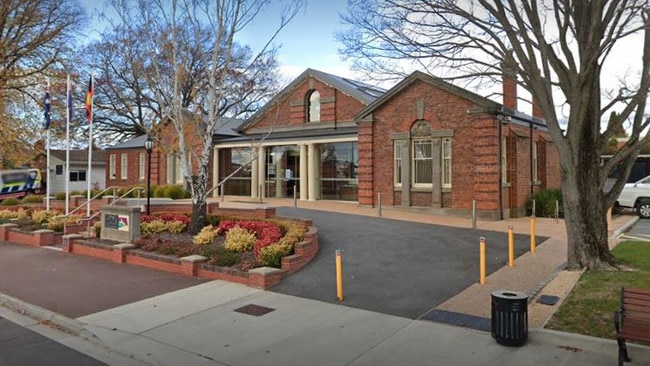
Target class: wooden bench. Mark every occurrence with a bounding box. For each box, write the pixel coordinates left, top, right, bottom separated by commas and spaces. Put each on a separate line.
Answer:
614, 287, 650, 366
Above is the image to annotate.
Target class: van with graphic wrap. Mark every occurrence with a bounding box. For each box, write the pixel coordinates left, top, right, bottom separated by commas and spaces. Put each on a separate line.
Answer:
0, 169, 42, 200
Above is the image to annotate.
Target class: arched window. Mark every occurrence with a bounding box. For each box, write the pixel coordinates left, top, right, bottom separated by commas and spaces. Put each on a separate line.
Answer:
307, 90, 320, 122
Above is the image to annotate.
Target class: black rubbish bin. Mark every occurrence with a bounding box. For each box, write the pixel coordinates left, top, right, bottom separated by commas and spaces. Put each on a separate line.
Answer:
491, 290, 528, 347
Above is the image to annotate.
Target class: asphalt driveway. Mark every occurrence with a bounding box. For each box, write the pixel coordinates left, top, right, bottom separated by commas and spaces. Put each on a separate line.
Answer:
0, 243, 208, 318
272, 208, 542, 319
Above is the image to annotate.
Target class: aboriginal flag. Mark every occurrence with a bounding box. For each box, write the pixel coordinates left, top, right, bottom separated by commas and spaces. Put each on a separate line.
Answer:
85, 75, 93, 123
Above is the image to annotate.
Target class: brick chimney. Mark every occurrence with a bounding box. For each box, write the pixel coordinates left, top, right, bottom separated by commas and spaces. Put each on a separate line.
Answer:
501, 54, 517, 110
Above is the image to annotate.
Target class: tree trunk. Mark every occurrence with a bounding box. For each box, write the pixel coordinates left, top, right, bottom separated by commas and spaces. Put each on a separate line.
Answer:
562, 70, 617, 269
563, 171, 617, 270
188, 171, 208, 235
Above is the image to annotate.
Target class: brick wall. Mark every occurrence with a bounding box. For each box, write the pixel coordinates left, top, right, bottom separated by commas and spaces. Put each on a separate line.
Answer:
106, 147, 213, 191
106, 148, 161, 188
250, 78, 366, 129
360, 79, 502, 213
359, 77, 561, 218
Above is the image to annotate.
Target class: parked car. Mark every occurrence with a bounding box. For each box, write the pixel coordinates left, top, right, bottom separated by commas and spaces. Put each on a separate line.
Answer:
616, 175, 650, 218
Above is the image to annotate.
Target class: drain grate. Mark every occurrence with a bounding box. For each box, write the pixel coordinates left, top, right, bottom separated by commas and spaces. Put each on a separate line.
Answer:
234, 304, 275, 317
536, 294, 560, 306
420, 309, 491, 332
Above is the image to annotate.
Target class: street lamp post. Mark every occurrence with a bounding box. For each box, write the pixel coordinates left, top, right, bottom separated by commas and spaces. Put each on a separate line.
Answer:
144, 136, 153, 216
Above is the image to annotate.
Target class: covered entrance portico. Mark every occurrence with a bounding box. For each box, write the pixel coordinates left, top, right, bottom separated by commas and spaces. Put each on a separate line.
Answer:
213, 138, 358, 202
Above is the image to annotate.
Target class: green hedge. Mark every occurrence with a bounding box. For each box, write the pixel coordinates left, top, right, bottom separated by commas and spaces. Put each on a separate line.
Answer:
526, 189, 563, 217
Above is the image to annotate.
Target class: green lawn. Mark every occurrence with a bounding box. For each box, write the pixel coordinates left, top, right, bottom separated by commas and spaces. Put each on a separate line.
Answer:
545, 241, 650, 339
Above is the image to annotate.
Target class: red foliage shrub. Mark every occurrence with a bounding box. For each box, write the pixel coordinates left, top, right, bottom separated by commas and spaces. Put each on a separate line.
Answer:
141, 213, 191, 227
217, 220, 282, 259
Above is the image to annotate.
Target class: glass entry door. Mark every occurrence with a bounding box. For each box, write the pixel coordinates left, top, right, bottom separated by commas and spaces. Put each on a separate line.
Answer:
265, 145, 300, 198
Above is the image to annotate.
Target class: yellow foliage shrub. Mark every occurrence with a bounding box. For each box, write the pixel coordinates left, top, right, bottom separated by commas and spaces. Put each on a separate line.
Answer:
0, 209, 17, 220
193, 225, 217, 245
258, 242, 293, 267
140, 220, 168, 235
224, 226, 256, 252
166, 221, 187, 234
31, 209, 60, 224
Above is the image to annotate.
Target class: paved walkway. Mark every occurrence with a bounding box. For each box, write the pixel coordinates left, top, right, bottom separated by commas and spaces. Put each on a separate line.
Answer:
254, 197, 632, 325
0, 197, 647, 365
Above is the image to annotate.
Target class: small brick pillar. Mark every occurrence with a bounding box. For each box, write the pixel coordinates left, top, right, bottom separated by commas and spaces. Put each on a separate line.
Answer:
180, 255, 208, 276
62, 234, 84, 253
0, 223, 18, 241
112, 243, 135, 263
249, 267, 285, 289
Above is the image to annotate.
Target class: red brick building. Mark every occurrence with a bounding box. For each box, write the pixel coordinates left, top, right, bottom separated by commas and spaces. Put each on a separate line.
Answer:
213, 69, 560, 219
105, 117, 241, 192
355, 71, 560, 219
110, 68, 560, 219
105, 135, 167, 189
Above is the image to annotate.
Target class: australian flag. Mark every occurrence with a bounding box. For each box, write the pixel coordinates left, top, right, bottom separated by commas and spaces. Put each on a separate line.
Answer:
44, 87, 51, 130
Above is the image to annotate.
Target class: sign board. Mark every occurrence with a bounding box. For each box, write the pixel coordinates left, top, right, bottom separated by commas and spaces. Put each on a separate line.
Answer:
118, 215, 129, 231
100, 206, 140, 242
104, 214, 119, 229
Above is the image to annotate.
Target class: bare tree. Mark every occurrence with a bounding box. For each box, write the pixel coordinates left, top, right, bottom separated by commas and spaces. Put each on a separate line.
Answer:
107, 0, 303, 234
0, 0, 86, 167
338, 0, 650, 269
84, 16, 222, 142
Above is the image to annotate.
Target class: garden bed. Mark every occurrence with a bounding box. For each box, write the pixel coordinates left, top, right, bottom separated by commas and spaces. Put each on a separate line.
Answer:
0, 206, 319, 289
61, 218, 319, 289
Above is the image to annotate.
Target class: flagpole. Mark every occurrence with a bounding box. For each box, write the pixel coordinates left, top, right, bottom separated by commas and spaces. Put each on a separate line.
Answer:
65, 74, 71, 215
46, 128, 50, 211
45, 79, 51, 211
87, 74, 93, 217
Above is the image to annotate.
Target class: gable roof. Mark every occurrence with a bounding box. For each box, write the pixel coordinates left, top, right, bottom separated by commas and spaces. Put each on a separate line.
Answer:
107, 134, 149, 150
50, 149, 106, 165
239, 68, 387, 131
355, 71, 502, 121
305, 68, 387, 103
213, 117, 245, 138
107, 117, 245, 150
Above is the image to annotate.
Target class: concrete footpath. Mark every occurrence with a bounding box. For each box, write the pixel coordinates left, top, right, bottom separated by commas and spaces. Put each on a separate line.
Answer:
0, 198, 649, 365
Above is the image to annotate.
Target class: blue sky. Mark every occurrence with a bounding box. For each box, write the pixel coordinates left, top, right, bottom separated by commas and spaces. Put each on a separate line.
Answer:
82, 0, 357, 83
237, 0, 356, 81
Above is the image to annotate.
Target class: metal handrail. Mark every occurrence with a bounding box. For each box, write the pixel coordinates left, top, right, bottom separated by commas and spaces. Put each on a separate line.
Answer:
55, 186, 146, 237
65, 186, 120, 217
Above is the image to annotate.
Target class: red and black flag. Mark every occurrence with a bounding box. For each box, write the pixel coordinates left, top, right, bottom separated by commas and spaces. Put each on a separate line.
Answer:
85, 75, 93, 123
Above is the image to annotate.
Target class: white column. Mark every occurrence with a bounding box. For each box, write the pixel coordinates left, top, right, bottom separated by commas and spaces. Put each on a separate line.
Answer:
300, 144, 308, 200
275, 152, 283, 198
251, 148, 258, 199
308, 144, 316, 201
258, 146, 266, 199
212, 148, 220, 197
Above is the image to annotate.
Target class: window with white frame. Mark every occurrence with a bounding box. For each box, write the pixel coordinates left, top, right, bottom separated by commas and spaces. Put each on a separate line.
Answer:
176, 154, 184, 184
120, 153, 128, 180
442, 138, 452, 188
166, 153, 185, 185
139, 152, 145, 180
501, 136, 508, 184
532, 141, 538, 182
307, 90, 320, 122
394, 141, 402, 186
109, 154, 116, 178
412, 139, 433, 186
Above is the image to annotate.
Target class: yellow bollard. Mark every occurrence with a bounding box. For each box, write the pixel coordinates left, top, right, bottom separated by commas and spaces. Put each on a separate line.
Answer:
479, 237, 486, 285
336, 249, 344, 301
530, 217, 536, 254
508, 226, 514, 267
